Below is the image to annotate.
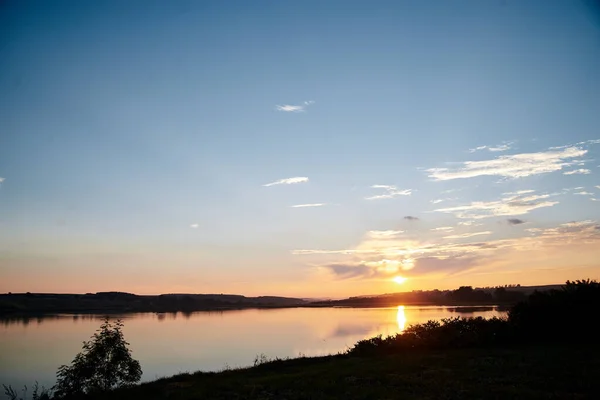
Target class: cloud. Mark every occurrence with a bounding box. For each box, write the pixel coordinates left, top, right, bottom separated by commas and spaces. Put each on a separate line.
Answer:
469, 143, 513, 153
433, 192, 558, 219
550, 139, 600, 150
291, 203, 326, 208
458, 220, 483, 226
469, 145, 488, 153
368, 230, 404, 239
295, 219, 600, 281
430, 199, 444, 204
503, 189, 535, 195
431, 227, 454, 232
190, 224, 199, 229
427, 147, 587, 181
365, 185, 412, 200
403, 216, 419, 221
443, 231, 492, 239
324, 264, 374, 280
507, 218, 526, 225
574, 191, 594, 196
564, 169, 591, 175
488, 144, 512, 152
263, 177, 309, 187
275, 100, 315, 113
276, 105, 304, 112
596, 186, 600, 189
0, 177, 4, 183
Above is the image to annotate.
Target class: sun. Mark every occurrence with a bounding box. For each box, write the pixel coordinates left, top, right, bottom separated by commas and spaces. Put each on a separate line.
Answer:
393, 276, 407, 285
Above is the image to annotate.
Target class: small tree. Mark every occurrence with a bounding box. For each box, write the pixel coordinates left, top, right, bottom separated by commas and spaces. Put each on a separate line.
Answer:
53, 317, 142, 398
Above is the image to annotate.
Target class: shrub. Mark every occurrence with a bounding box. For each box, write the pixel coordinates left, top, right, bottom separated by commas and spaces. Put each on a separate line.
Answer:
2, 383, 52, 400
348, 317, 512, 356
53, 317, 142, 398
508, 279, 600, 343
348, 279, 600, 357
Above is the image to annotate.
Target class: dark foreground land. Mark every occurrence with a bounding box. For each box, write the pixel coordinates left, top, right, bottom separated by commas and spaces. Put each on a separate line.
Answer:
90, 344, 599, 400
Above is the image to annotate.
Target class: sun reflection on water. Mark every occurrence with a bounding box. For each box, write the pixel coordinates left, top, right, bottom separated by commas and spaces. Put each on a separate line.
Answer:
396, 305, 406, 332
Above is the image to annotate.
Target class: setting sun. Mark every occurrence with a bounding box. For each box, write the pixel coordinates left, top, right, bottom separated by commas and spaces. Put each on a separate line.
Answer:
393, 276, 407, 285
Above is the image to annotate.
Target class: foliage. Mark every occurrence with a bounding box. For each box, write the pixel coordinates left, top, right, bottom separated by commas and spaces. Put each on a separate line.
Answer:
52, 317, 142, 398
349, 279, 600, 356
508, 279, 600, 342
2, 383, 52, 400
348, 316, 512, 356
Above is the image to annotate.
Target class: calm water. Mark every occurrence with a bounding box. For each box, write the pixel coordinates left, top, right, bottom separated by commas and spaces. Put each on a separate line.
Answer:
0, 306, 503, 389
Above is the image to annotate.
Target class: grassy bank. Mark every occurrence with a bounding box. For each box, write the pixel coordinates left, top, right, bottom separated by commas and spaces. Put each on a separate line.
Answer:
87, 344, 599, 399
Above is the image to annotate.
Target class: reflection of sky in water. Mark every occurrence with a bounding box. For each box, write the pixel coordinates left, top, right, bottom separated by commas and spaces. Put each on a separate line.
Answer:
0, 306, 503, 390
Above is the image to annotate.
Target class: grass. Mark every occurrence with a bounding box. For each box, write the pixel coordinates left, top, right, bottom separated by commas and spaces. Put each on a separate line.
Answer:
88, 344, 599, 400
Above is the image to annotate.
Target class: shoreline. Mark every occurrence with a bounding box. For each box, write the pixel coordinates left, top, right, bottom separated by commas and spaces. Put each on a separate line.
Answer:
0, 303, 511, 319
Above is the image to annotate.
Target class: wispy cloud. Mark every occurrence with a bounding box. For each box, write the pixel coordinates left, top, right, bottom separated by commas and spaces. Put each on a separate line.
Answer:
503, 189, 535, 196
574, 191, 594, 196
443, 231, 492, 239
564, 169, 591, 175
596, 186, 600, 189
507, 218, 526, 225
263, 177, 309, 187
190, 223, 199, 229
488, 144, 512, 152
294, 220, 600, 281
368, 230, 404, 239
433, 192, 558, 219
427, 146, 587, 181
365, 185, 412, 200
458, 220, 483, 226
431, 226, 454, 232
550, 138, 600, 150
275, 100, 315, 113
469, 143, 513, 153
291, 203, 326, 208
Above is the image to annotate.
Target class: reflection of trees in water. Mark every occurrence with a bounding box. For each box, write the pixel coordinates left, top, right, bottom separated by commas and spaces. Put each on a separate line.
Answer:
0, 313, 133, 326
1, 307, 283, 327
446, 306, 496, 313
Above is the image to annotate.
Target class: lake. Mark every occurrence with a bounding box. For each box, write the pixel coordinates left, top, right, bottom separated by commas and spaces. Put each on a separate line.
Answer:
0, 306, 504, 390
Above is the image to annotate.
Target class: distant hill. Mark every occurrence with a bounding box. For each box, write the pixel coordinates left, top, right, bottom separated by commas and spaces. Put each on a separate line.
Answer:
0, 292, 307, 315
0, 284, 567, 316
306, 284, 565, 308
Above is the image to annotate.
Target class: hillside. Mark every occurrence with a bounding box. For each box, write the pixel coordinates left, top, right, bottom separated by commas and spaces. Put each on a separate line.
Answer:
0, 292, 307, 315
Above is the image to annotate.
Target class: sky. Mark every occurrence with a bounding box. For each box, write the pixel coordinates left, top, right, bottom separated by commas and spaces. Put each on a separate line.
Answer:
1, 0, 600, 297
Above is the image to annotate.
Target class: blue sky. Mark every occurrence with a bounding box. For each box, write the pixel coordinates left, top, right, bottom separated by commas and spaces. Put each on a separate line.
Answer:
1, 0, 599, 296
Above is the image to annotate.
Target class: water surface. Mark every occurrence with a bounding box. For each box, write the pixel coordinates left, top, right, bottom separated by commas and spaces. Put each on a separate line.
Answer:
0, 306, 503, 389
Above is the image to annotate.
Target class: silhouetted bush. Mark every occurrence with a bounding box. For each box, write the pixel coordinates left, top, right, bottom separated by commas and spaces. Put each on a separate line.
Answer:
348, 317, 512, 356
3, 383, 52, 400
53, 318, 142, 399
508, 279, 600, 343
349, 279, 600, 356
